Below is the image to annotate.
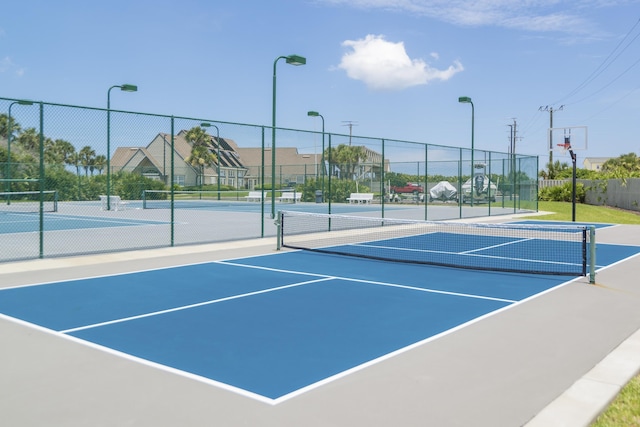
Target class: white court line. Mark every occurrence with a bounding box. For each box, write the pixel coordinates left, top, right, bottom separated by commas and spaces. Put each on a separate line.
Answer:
3, 254, 575, 406
219, 260, 517, 303
459, 237, 534, 254
13, 255, 517, 335
59, 276, 334, 334
356, 242, 582, 268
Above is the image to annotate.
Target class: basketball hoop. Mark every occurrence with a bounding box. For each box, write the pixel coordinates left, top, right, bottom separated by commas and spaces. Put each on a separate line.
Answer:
548, 126, 587, 155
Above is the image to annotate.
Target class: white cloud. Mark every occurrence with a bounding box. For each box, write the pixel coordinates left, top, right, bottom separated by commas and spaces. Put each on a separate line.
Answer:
0, 56, 25, 76
321, 0, 607, 36
338, 34, 463, 91
0, 56, 14, 72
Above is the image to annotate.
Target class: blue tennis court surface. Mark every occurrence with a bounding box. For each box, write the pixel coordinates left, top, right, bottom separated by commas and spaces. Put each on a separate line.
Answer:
1, 234, 639, 403
0, 212, 167, 234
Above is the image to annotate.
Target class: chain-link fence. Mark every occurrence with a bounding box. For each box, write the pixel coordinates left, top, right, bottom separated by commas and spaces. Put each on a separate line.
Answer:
0, 97, 538, 262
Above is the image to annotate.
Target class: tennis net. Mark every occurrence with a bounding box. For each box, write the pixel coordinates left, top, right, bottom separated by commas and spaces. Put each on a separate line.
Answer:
277, 210, 596, 277
0, 190, 58, 213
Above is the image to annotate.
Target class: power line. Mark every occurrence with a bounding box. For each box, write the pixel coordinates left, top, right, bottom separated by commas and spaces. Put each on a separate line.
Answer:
568, 54, 640, 106
551, 18, 640, 106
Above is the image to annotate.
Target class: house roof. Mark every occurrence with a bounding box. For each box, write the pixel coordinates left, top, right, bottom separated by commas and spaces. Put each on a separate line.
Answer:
235, 147, 320, 170
110, 147, 140, 168
110, 131, 382, 178
583, 157, 611, 163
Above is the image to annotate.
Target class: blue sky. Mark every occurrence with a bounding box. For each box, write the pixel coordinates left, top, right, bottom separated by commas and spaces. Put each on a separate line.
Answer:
1, 0, 639, 167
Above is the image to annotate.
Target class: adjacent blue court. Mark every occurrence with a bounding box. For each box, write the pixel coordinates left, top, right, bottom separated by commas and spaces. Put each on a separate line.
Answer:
1, 232, 638, 403
0, 212, 168, 234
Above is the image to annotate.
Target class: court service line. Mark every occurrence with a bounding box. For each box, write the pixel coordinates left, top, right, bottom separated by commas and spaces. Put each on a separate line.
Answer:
219, 260, 517, 303
459, 237, 534, 254
59, 277, 333, 334
357, 243, 581, 268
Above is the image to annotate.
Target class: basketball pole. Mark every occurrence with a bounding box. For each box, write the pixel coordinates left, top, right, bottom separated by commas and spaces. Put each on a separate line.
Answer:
559, 137, 577, 222
571, 147, 577, 222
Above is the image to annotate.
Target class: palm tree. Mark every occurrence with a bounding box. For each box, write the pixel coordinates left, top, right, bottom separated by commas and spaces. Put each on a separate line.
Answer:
541, 160, 570, 180
325, 144, 366, 180
0, 113, 22, 139
16, 128, 40, 152
78, 146, 96, 177
44, 138, 76, 165
93, 155, 107, 175
66, 151, 81, 176
184, 126, 217, 186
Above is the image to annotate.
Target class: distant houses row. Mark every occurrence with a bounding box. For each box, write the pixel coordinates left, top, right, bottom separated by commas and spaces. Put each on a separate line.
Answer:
110, 130, 387, 189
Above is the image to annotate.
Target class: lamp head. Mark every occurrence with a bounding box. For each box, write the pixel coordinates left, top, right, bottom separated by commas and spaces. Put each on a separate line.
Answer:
200, 123, 211, 127
458, 96, 472, 103
17, 100, 34, 106
307, 111, 319, 117
286, 55, 306, 66
120, 84, 138, 92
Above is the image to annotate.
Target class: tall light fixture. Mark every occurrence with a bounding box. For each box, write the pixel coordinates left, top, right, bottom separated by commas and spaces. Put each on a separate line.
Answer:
307, 110, 324, 200
271, 54, 306, 218
6, 100, 34, 197
107, 83, 137, 210
458, 96, 475, 207
200, 122, 221, 200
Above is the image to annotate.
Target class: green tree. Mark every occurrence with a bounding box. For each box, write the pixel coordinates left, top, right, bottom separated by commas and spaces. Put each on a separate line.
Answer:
78, 146, 96, 177
44, 138, 76, 165
93, 155, 107, 175
539, 160, 570, 179
325, 144, 366, 180
184, 126, 217, 186
0, 113, 22, 139
602, 153, 640, 178
16, 127, 40, 152
67, 152, 81, 176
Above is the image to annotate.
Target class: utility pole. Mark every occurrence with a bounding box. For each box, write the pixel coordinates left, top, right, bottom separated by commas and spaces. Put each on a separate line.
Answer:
342, 121, 358, 145
539, 105, 564, 169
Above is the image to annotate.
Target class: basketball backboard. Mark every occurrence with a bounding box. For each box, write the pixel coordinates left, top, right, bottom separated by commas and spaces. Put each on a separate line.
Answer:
548, 126, 588, 155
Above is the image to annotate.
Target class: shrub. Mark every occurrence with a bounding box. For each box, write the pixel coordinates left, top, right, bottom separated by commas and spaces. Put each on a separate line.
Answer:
539, 182, 585, 202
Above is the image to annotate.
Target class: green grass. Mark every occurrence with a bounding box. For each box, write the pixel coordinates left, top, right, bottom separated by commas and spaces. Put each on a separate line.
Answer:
591, 374, 640, 427
530, 201, 640, 225
529, 202, 640, 426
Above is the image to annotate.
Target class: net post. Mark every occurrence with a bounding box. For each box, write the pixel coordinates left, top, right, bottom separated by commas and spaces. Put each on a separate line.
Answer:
275, 210, 282, 250
142, 189, 147, 209
53, 190, 58, 212
589, 225, 596, 284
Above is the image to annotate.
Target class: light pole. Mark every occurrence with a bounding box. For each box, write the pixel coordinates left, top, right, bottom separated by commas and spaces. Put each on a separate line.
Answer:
271, 54, 306, 218
6, 100, 34, 197
458, 96, 474, 207
107, 83, 137, 210
307, 111, 325, 201
200, 122, 221, 200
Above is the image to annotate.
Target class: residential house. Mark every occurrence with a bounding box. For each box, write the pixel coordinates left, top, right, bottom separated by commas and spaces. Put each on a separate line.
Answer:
583, 157, 611, 172
234, 147, 323, 189
110, 130, 386, 190
110, 130, 248, 188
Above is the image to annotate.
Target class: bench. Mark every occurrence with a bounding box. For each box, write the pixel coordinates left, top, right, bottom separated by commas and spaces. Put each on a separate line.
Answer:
100, 195, 126, 211
277, 192, 301, 203
244, 191, 264, 202
347, 193, 374, 204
